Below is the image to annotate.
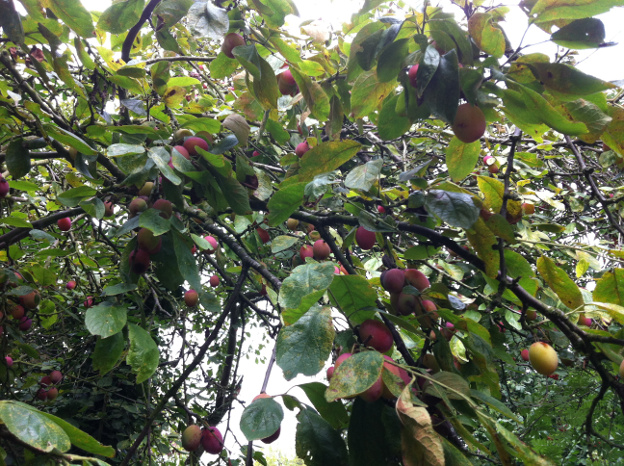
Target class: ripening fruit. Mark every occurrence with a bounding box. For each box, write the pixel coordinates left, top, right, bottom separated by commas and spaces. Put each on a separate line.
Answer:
183, 136, 210, 156
4, 356, 13, 367
355, 227, 376, 250
334, 352, 352, 370
529, 342, 559, 376
299, 244, 314, 261
404, 269, 430, 291
84, 296, 94, 308
20, 291, 39, 309
360, 376, 383, 403
381, 268, 406, 294
40, 376, 52, 387
521, 349, 529, 362
129, 249, 151, 275
359, 319, 393, 353
257, 228, 270, 244
172, 145, 191, 160
286, 218, 299, 230
277, 69, 298, 96
138, 182, 154, 197
326, 366, 334, 381
0, 177, 9, 198
441, 322, 455, 341
50, 370, 63, 384
10, 304, 24, 319
452, 103, 486, 143
129, 197, 149, 216
313, 240, 331, 260
182, 425, 202, 452
153, 199, 173, 219
201, 426, 223, 454
488, 163, 500, 174
57, 217, 72, 231
408, 64, 419, 88
295, 141, 310, 158
100, 202, 112, 219
578, 314, 592, 327
37, 388, 48, 401
414, 299, 438, 327
522, 203, 535, 215
204, 236, 218, 254
209, 275, 220, 287
222, 33, 245, 59
137, 228, 162, 255
252, 150, 260, 157
184, 290, 199, 307
18, 316, 32, 331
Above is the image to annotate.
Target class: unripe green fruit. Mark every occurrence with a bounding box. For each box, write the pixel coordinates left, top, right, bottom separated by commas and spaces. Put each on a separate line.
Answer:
181, 425, 202, 451
529, 342, 558, 376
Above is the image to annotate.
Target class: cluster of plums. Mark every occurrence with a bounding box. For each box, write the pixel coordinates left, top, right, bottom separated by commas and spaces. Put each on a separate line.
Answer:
181, 425, 223, 455
36, 370, 63, 401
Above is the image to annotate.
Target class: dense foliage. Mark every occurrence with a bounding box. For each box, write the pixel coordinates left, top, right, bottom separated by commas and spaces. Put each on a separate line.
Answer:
1, 0, 624, 464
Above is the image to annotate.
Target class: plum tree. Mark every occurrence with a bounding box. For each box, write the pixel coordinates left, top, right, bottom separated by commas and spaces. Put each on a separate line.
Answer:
0, 1, 623, 464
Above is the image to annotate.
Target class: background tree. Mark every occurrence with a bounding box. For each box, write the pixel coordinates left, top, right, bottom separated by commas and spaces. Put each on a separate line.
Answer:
1, 0, 624, 465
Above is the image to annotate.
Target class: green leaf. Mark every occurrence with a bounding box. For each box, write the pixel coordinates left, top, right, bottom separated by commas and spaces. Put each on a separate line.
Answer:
153, 0, 193, 28
278, 262, 335, 312
57, 186, 97, 207
276, 306, 335, 380
210, 51, 241, 80
446, 138, 481, 182
147, 147, 182, 185
350, 69, 396, 119
348, 398, 401, 465
528, 63, 616, 99
537, 256, 584, 309
325, 351, 384, 402
271, 235, 300, 253
297, 140, 361, 182
296, 408, 348, 466
240, 397, 284, 441
138, 209, 171, 236
423, 49, 459, 124
376, 38, 409, 83
344, 158, 383, 192
97, 0, 143, 34
378, 94, 411, 140
47, 0, 95, 38
107, 143, 145, 157
530, 0, 622, 26
551, 18, 606, 49
329, 275, 378, 324
0, 0, 25, 44
43, 124, 97, 155
249, 0, 298, 28
92, 332, 125, 376
6, 139, 31, 179
477, 175, 505, 212
467, 218, 500, 278
424, 189, 479, 229
593, 268, 624, 306
0, 400, 71, 452
289, 67, 330, 121
80, 197, 105, 219
85, 302, 128, 337
1, 216, 32, 228
468, 13, 506, 58
37, 410, 116, 458
180, 117, 221, 134
299, 382, 349, 430
172, 231, 201, 292
127, 323, 159, 384
267, 183, 305, 226
496, 422, 553, 465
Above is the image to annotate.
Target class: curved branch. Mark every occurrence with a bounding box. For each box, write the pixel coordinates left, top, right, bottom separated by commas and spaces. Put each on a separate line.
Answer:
121, 0, 162, 63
